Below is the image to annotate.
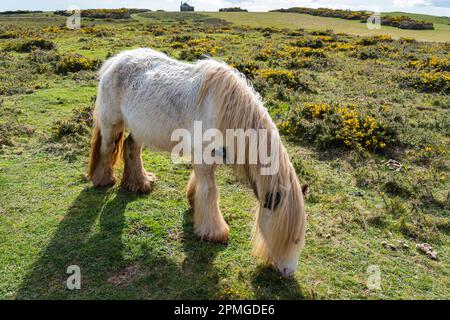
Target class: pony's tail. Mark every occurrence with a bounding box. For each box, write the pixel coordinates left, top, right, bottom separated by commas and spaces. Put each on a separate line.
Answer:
88, 115, 102, 179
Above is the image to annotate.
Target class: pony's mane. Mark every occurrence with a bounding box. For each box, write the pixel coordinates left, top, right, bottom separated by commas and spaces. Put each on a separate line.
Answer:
196, 59, 306, 262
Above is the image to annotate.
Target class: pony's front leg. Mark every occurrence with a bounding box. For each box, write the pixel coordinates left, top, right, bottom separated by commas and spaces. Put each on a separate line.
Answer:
121, 134, 156, 194
190, 164, 229, 243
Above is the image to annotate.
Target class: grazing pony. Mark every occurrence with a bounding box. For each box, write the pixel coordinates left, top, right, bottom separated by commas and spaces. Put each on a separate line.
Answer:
88, 48, 307, 276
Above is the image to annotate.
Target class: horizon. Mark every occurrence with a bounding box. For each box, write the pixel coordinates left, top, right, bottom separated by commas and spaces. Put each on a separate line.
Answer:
1, 1, 450, 17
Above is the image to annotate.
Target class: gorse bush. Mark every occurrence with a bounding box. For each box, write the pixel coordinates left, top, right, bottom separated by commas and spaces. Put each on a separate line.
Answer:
256, 69, 300, 89
272, 7, 434, 30
55, 53, 101, 74
4, 38, 55, 52
402, 56, 450, 92
406, 56, 450, 72
179, 38, 221, 61
54, 8, 149, 20
0, 31, 20, 39
381, 15, 433, 30
401, 71, 450, 93
219, 7, 248, 12
279, 103, 397, 151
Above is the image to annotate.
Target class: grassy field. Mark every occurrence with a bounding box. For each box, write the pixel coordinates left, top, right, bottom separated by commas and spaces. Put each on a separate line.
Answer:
204, 12, 450, 43
0, 11, 449, 300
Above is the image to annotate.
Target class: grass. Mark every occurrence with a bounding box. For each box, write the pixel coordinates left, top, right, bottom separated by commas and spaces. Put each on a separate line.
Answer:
204, 12, 450, 43
0, 11, 449, 300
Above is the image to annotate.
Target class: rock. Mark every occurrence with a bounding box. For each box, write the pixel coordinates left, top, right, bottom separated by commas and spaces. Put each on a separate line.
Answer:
385, 159, 402, 171
388, 244, 397, 251
416, 243, 432, 253
427, 251, 438, 260
416, 243, 438, 260
382, 241, 396, 251
349, 191, 364, 197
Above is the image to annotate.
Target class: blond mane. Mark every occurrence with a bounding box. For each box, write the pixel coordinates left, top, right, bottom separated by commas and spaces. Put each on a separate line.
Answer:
196, 60, 307, 263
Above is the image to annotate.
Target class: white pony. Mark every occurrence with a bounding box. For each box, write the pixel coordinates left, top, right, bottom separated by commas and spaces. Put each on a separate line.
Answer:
88, 48, 307, 277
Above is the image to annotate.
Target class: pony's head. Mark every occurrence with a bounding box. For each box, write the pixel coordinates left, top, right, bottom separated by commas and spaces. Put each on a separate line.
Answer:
252, 151, 307, 277
197, 59, 307, 276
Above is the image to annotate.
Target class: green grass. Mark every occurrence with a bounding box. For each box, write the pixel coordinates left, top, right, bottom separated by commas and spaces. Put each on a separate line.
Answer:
203, 12, 450, 42
0, 11, 449, 300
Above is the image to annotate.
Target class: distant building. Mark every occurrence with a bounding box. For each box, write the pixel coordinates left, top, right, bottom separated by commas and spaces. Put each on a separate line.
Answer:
180, 2, 194, 12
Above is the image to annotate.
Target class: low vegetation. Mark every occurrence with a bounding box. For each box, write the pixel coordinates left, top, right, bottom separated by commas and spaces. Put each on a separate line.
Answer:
219, 8, 248, 12
0, 11, 448, 300
272, 7, 434, 30
54, 8, 150, 20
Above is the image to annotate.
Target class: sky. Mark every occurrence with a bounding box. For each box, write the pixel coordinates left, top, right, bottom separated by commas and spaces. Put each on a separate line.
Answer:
1, 0, 450, 16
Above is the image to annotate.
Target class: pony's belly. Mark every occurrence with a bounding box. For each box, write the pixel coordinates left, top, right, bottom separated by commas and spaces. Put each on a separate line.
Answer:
125, 112, 190, 153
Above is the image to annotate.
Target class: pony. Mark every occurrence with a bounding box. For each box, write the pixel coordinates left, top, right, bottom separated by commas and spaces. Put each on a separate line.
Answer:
88, 48, 307, 277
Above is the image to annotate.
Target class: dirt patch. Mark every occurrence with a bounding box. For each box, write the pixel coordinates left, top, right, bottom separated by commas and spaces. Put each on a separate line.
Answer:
107, 263, 143, 286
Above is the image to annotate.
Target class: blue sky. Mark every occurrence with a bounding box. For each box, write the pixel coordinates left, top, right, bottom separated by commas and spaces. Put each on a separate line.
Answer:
1, 1, 450, 16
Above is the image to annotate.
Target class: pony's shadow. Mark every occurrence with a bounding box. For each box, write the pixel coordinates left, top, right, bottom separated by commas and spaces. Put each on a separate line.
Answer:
134, 209, 227, 299
251, 266, 308, 300
16, 187, 140, 299
16, 187, 226, 299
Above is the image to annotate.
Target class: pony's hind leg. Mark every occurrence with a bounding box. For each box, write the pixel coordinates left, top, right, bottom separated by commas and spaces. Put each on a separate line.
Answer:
190, 164, 229, 243
89, 122, 124, 188
121, 134, 156, 194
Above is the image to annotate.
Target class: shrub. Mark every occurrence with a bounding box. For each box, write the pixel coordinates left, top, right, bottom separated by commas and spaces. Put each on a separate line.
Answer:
179, 38, 221, 61
4, 38, 55, 52
42, 26, 62, 33
330, 42, 356, 51
0, 31, 20, 39
381, 16, 433, 30
272, 7, 434, 30
219, 7, 248, 12
356, 37, 379, 46
292, 38, 324, 49
256, 69, 300, 89
228, 60, 260, 78
399, 37, 416, 44
54, 8, 149, 19
401, 72, 450, 93
279, 103, 397, 151
406, 56, 450, 72
55, 53, 101, 74
357, 48, 380, 60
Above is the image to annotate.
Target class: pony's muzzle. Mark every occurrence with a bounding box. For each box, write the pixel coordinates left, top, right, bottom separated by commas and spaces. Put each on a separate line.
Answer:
275, 265, 295, 277
273, 258, 297, 277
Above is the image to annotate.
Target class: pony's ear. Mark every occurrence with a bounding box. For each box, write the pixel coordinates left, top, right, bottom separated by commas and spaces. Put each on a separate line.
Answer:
264, 192, 281, 210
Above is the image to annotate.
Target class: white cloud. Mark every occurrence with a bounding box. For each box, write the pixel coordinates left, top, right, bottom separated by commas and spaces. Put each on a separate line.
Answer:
393, 0, 432, 8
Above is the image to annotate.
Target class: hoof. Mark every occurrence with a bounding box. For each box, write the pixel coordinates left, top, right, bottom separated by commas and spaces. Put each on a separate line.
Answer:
121, 171, 156, 194
194, 223, 230, 244
92, 175, 116, 188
